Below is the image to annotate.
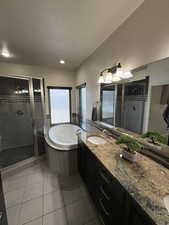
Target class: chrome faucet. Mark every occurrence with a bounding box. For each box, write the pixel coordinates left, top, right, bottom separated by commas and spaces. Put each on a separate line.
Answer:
102, 129, 111, 136
76, 129, 81, 136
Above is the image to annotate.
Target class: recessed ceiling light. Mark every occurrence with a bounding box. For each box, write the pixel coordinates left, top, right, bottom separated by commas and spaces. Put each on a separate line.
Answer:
1, 49, 11, 58
1, 42, 13, 58
59, 60, 65, 64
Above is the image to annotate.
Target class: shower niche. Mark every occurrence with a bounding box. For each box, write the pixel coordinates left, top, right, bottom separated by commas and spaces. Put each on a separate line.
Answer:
0, 76, 45, 168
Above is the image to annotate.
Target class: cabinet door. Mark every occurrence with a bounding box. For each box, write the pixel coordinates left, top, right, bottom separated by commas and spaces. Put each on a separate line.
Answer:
85, 149, 98, 200
129, 209, 155, 225
97, 164, 126, 225
128, 196, 156, 225
78, 139, 87, 180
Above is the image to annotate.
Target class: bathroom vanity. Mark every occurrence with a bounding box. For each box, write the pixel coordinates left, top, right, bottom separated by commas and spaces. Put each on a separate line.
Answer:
78, 130, 169, 225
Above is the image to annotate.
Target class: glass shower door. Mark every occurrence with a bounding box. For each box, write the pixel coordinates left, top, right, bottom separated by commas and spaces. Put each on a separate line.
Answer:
32, 78, 45, 155
0, 76, 34, 168
101, 85, 116, 126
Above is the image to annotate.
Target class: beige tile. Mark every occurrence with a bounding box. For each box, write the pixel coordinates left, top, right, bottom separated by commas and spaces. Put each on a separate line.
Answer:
3, 176, 27, 193
62, 186, 83, 206
43, 190, 64, 214
5, 188, 25, 208
27, 173, 44, 186
23, 217, 43, 225
43, 174, 60, 194
59, 174, 83, 190
23, 182, 43, 202
43, 209, 68, 225
7, 204, 21, 225
66, 198, 96, 225
20, 197, 43, 224
2, 169, 29, 181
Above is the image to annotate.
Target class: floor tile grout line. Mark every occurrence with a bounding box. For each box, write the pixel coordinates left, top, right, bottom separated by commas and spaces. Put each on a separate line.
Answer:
21, 215, 43, 225
6, 182, 62, 210
2, 167, 44, 183
4, 160, 99, 225
2, 173, 45, 195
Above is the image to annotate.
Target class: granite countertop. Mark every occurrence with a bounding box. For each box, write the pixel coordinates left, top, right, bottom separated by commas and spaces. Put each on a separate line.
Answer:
79, 128, 169, 225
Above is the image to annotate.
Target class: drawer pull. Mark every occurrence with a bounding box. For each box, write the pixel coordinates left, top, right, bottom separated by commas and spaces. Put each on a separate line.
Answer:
100, 171, 110, 184
100, 186, 110, 201
99, 199, 110, 216
99, 215, 106, 225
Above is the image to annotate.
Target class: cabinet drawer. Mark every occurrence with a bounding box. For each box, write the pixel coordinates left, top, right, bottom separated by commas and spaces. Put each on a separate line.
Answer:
97, 197, 113, 225
98, 163, 112, 185
126, 194, 156, 225
98, 163, 125, 204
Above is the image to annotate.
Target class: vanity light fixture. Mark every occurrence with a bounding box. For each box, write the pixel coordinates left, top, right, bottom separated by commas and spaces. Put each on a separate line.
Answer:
98, 73, 104, 83
120, 71, 133, 79
112, 73, 121, 82
97, 62, 133, 84
103, 70, 113, 84
116, 63, 123, 76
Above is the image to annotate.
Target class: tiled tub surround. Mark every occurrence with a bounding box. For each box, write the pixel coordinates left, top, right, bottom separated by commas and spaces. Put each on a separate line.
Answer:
79, 130, 169, 225
1, 160, 101, 225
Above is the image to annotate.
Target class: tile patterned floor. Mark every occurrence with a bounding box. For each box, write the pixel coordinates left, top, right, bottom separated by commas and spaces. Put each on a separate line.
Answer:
2, 160, 102, 225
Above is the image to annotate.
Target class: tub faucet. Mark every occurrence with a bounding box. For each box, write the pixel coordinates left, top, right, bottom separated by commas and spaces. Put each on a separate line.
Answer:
76, 129, 81, 136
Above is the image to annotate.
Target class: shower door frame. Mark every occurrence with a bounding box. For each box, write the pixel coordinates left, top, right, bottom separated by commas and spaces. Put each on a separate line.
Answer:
0, 74, 45, 157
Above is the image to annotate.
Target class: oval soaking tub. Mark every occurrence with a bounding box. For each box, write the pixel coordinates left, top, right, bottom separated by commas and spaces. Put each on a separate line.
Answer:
45, 123, 81, 176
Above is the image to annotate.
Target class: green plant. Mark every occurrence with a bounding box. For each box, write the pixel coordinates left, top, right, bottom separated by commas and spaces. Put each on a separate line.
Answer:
116, 135, 142, 154
141, 131, 168, 145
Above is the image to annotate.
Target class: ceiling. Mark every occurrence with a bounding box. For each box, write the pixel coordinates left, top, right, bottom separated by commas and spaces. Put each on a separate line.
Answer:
0, 0, 143, 70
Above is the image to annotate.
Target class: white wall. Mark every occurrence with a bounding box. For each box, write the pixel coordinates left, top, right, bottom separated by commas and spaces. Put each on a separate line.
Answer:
0, 62, 76, 114
76, 0, 169, 121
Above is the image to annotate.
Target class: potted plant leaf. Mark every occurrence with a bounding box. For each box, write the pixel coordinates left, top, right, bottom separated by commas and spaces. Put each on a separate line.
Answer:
116, 135, 142, 162
141, 130, 167, 145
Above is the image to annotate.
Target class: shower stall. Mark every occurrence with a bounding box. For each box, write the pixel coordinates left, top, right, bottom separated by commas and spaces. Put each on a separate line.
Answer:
0, 75, 45, 168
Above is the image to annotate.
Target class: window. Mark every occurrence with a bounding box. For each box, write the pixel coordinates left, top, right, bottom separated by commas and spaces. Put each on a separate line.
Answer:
48, 87, 72, 124
78, 83, 86, 124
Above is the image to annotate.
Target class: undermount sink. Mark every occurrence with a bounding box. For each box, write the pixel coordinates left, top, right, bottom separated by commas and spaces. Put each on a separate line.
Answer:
87, 136, 107, 145
164, 195, 169, 213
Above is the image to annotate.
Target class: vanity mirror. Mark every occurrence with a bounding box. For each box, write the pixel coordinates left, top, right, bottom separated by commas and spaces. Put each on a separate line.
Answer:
100, 77, 149, 134
149, 84, 169, 144
97, 57, 169, 167
99, 57, 169, 144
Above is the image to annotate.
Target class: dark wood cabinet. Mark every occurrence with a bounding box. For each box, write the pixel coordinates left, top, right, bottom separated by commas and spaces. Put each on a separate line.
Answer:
78, 141, 156, 225
126, 195, 156, 225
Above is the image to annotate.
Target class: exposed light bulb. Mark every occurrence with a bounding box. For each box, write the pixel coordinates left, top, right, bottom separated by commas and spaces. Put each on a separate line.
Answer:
98, 75, 104, 83
116, 69, 123, 77
112, 74, 121, 82
120, 71, 133, 79
116, 63, 123, 75
104, 72, 113, 84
